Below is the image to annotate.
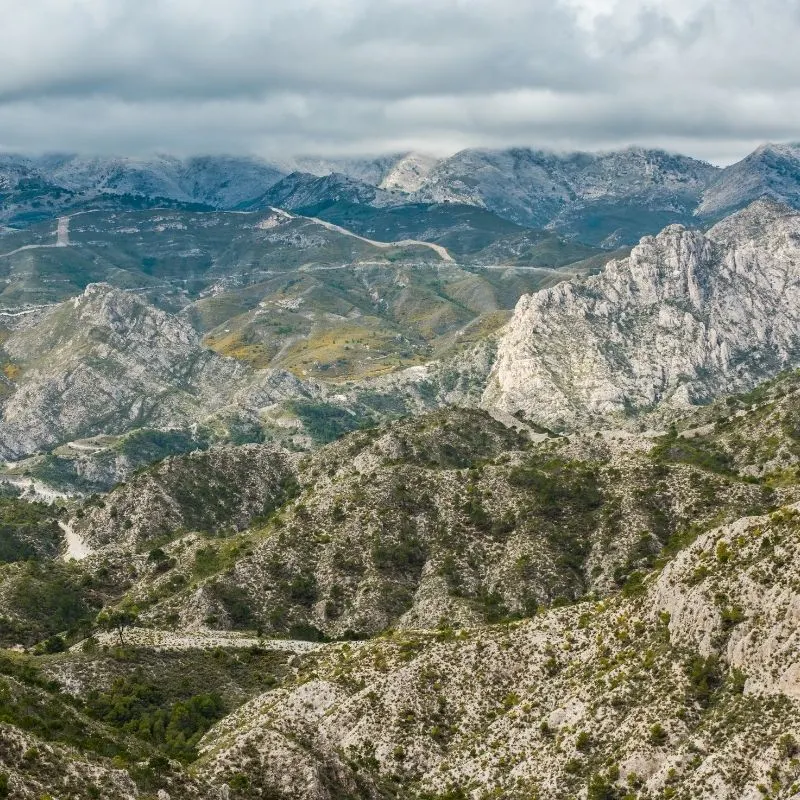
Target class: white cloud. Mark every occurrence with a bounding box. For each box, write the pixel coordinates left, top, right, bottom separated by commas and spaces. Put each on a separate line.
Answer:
0, 0, 797, 163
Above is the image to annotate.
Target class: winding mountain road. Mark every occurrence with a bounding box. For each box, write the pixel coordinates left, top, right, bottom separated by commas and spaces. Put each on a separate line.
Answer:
0, 216, 71, 259
283, 208, 454, 262
0, 209, 456, 266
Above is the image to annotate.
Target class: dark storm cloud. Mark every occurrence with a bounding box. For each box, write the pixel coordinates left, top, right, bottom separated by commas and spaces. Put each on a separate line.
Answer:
0, 0, 798, 163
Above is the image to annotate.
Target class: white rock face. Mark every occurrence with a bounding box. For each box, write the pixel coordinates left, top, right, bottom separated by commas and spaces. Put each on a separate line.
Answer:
483, 200, 800, 429
378, 152, 439, 193
647, 502, 800, 702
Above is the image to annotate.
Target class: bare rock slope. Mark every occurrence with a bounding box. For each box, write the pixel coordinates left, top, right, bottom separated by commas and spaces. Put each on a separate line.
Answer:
0, 283, 313, 460
484, 200, 800, 429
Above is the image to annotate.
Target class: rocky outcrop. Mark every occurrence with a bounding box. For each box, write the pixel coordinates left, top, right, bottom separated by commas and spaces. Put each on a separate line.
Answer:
484, 200, 800, 429
0, 283, 315, 460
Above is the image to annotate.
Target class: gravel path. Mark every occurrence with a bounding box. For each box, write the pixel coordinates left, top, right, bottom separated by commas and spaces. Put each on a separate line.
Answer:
88, 627, 325, 653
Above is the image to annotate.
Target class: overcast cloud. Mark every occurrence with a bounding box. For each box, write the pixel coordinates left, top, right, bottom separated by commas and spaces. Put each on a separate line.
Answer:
0, 0, 798, 164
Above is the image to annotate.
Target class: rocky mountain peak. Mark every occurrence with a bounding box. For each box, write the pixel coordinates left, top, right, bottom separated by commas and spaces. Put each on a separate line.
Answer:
378, 151, 439, 192
483, 202, 800, 428
698, 144, 800, 219
249, 169, 400, 212
608, 223, 716, 310
0, 288, 246, 459
752, 140, 800, 159
5, 284, 198, 367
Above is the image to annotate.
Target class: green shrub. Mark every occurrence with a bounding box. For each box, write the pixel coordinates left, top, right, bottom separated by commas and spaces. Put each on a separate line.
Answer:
0, 562, 93, 647
371, 535, 427, 576
40, 635, 66, 654
779, 734, 799, 759
285, 572, 318, 606
648, 723, 668, 745
207, 582, 252, 628
685, 654, 722, 707
650, 429, 734, 475
587, 771, 620, 800
87, 672, 224, 762
720, 605, 745, 631
291, 401, 371, 444
576, 731, 592, 752
193, 545, 222, 577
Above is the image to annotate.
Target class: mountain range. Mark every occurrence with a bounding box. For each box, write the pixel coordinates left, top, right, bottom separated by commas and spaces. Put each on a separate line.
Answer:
2, 143, 800, 799
5, 142, 800, 245
2, 197, 799, 491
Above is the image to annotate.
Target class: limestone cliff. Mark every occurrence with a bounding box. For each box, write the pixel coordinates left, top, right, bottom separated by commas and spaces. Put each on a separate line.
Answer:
484, 200, 800, 429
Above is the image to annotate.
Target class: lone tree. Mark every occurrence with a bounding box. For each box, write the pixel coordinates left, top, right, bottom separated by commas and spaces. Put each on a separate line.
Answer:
96, 604, 138, 646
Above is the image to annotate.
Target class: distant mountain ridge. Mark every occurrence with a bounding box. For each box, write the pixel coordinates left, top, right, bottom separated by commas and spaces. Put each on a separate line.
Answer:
697, 142, 800, 218
5, 143, 800, 244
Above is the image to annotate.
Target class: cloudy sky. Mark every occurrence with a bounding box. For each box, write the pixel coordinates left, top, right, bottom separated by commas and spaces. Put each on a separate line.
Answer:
0, 0, 798, 164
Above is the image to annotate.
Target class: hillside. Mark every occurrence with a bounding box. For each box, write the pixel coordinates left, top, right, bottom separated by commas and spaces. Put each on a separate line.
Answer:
0, 366, 798, 797
243, 172, 607, 267
0, 207, 447, 309
120, 408, 773, 639
3, 201, 799, 497
195, 499, 800, 800
0, 283, 251, 460
0, 154, 285, 225
0, 205, 596, 485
